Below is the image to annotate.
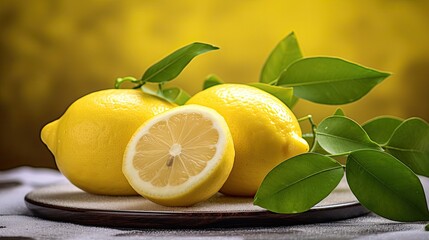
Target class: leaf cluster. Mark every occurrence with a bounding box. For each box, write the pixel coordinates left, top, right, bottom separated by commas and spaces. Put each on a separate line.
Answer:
252, 33, 429, 222
255, 113, 429, 222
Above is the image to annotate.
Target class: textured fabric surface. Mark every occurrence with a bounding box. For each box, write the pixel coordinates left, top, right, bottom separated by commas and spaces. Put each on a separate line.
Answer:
0, 167, 428, 240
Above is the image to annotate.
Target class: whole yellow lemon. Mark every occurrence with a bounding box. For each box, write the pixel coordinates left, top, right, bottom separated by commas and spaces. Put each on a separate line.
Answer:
41, 89, 176, 195
187, 84, 309, 196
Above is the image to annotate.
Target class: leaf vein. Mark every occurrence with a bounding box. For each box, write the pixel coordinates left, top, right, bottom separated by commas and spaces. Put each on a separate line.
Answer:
269, 165, 342, 198
317, 132, 379, 149
349, 155, 426, 214
283, 75, 385, 87
383, 145, 426, 154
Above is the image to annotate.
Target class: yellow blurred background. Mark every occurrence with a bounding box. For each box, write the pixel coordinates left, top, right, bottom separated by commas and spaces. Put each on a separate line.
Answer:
1, 0, 429, 170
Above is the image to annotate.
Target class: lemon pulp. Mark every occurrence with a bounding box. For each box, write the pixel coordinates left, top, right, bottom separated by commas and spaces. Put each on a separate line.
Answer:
123, 105, 235, 206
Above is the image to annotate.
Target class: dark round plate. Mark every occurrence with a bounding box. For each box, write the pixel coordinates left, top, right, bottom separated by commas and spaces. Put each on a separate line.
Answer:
25, 180, 369, 229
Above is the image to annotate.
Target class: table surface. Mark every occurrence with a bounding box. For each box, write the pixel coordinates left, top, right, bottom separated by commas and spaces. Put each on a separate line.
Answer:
1, 167, 428, 240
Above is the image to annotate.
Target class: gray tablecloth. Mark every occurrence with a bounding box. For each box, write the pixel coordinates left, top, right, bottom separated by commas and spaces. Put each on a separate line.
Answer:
0, 167, 428, 240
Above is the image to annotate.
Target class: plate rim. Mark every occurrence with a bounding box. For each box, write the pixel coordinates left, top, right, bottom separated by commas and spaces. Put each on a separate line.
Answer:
24, 190, 370, 229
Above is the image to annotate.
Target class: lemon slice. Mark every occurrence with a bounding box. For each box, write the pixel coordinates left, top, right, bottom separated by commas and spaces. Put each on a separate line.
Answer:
123, 105, 235, 206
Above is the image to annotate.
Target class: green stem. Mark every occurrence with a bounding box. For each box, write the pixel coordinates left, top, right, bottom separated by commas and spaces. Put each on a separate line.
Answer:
158, 82, 165, 95
298, 115, 317, 151
115, 76, 145, 89
298, 115, 317, 152
268, 78, 278, 85
298, 115, 314, 124
326, 152, 350, 158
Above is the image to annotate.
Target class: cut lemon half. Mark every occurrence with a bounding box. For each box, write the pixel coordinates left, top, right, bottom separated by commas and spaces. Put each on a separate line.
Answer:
123, 105, 235, 206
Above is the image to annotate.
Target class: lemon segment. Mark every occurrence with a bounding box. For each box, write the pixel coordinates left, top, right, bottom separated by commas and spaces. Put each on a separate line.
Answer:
123, 105, 235, 206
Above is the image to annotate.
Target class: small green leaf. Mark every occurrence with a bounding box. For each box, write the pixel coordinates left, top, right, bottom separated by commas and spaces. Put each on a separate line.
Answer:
248, 83, 294, 108
385, 118, 429, 177
278, 57, 390, 105
260, 32, 302, 84
334, 108, 345, 116
141, 85, 160, 97
316, 116, 382, 155
203, 74, 223, 90
347, 150, 429, 222
161, 87, 190, 105
288, 96, 300, 109
141, 86, 189, 105
254, 153, 344, 213
362, 116, 403, 145
141, 42, 219, 83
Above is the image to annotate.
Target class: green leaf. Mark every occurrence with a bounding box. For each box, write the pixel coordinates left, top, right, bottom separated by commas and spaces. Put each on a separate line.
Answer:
316, 116, 382, 155
203, 74, 223, 90
334, 108, 345, 116
288, 96, 300, 109
362, 116, 403, 145
254, 153, 344, 213
347, 150, 429, 221
141, 42, 219, 83
260, 32, 302, 84
160, 87, 190, 105
385, 118, 429, 177
248, 83, 294, 108
278, 57, 390, 105
141, 86, 189, 105
141, 85, 160, 96
304, 135, 330, 155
